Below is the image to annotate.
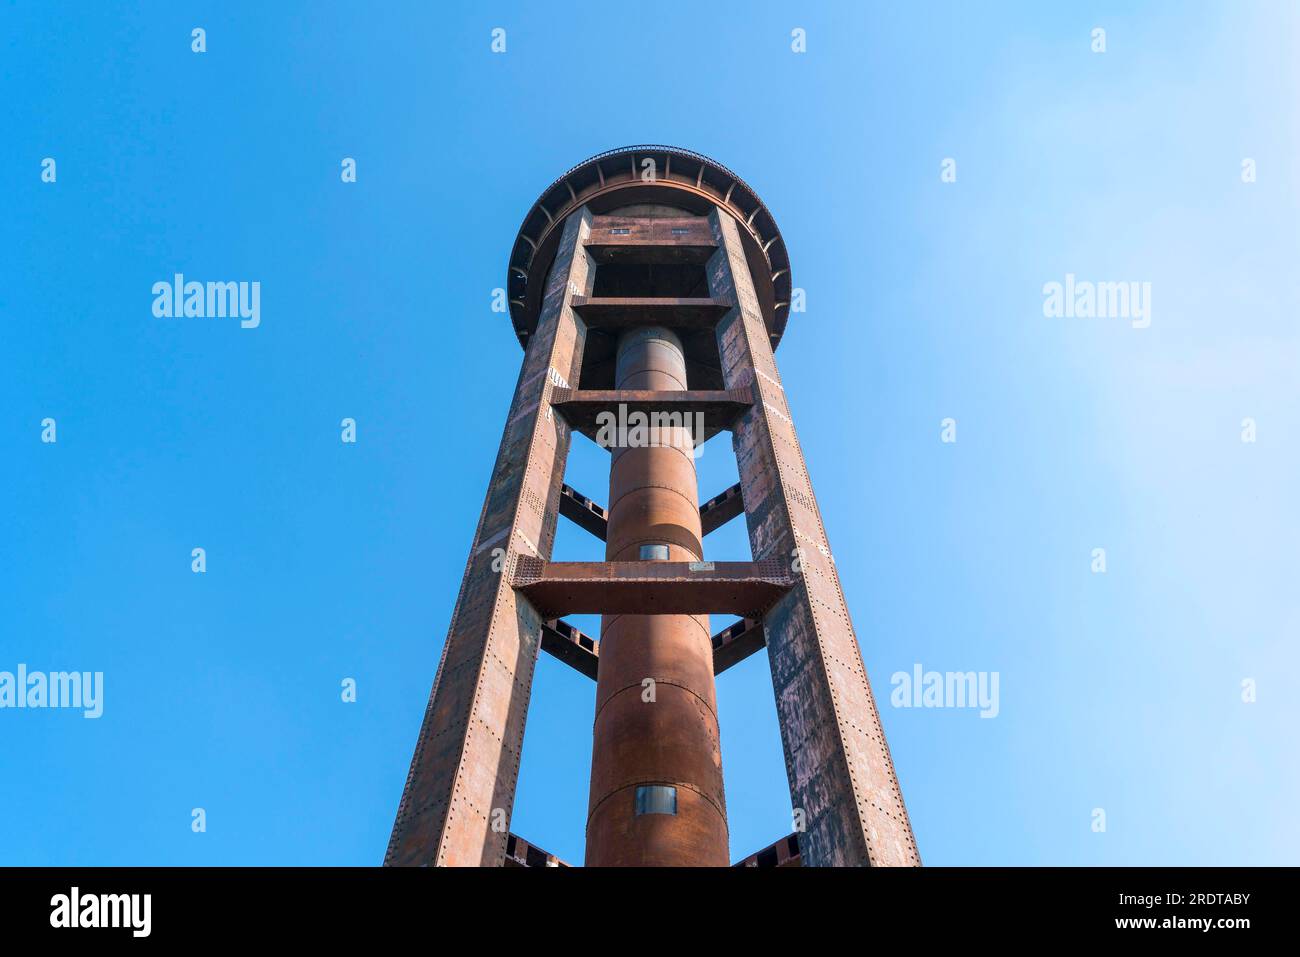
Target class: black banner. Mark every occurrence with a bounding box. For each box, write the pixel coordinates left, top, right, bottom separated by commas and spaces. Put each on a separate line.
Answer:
0, 866, 1281, 943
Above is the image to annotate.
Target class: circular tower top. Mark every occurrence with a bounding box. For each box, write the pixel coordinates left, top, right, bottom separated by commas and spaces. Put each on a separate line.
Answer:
507, 145, 793, 350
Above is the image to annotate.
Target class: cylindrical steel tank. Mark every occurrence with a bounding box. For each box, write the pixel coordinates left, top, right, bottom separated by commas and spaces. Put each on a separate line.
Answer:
585, 326, 729, 866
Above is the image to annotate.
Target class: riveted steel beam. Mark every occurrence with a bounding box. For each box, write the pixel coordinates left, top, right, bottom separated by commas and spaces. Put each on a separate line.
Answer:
538, 615, 766, 682
512, 557, 791, 618
503, 833, 570, 868
733, 832, 802, 868
539, 618, 599, 680
711, 616, 766, 675
549, 386, 752, 445
558, 481, 743, 542
699, 481, 745, 536
570, 296, 734, 330
707, 208, 920, 868
384, 208, 595, 868
585, 215, 717, 264
558, 482, 608, 541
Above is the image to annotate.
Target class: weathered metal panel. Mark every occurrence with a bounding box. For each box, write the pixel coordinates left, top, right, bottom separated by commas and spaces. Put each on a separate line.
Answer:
699, 481, 745, 536
511, 558, 791, 618
550, 387, 752, 444
504, 833, 571, 868
585, 215, 717, 263
711, 617, 766, 675
707, 209, 920, 867
570, 297, 734, 330
384, 208, 594, 867
539, 618, 600, 680
558, 482, 609, 541
733, 832, 802, 868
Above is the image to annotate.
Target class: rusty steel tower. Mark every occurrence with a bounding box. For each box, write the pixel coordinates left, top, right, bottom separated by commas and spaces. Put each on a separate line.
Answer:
385, 146, 919, 868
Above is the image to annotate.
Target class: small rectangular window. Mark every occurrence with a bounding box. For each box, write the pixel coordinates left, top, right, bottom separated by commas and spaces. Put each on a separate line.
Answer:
671, 227, 690, 235
635, 785, 677, 816
639, 543, 670, 560
610, 228, 631, 235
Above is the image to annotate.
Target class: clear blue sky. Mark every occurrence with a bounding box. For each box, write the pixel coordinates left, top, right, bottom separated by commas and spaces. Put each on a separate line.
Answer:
2, 1, 1296, 866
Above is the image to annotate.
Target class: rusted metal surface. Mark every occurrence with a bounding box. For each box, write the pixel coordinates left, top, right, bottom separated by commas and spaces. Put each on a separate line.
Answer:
558, 480, 746, 543
607, 451, 703, 561
586, 325, 728, 867
392, 148, 917, 869
384, 208, 594, 867
699, 481, 745, 536
508, 147, 791, 350
504, 833, 570, 868
733, 832, 802, 868
558, 482, 608, 541
512, 558, 792, 618
571, 296, 734, 329
707, 208, 920, 867
549, 386, 752, 444
711, 617, 766, 675
586, 215, 717, 264
539, 618, 599, 680
539, 616, 766, 681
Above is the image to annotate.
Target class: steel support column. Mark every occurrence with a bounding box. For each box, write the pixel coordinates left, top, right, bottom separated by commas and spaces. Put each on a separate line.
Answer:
707, 208, 921, 867
384, 208, 594, 866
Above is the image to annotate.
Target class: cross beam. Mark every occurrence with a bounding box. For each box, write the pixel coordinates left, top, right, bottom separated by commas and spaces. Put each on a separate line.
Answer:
539, 616, 766, 680
511, 557, 790, 618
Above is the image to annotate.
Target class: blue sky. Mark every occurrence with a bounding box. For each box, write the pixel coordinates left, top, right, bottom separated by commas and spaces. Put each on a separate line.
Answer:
2, 1, 1296, 866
